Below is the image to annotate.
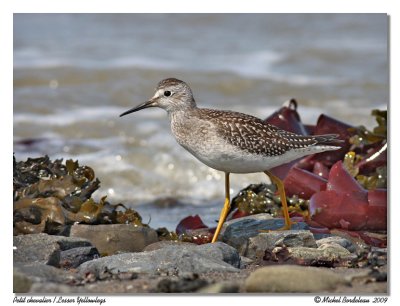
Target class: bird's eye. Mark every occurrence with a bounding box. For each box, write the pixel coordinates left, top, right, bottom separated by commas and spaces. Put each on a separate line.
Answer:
164, 90, 171, 97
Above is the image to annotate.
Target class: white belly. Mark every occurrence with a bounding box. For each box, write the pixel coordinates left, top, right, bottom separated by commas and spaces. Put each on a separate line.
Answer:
182, 141, 339, 174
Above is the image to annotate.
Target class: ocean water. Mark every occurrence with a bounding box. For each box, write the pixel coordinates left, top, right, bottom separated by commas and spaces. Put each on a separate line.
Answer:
13, 14, 388, 229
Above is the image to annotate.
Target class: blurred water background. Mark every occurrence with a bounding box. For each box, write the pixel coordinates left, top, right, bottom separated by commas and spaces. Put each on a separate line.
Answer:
13, 14, 388, 229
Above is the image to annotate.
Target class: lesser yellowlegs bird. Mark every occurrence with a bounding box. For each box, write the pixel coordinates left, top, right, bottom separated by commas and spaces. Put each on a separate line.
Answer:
120, 78, 341, 243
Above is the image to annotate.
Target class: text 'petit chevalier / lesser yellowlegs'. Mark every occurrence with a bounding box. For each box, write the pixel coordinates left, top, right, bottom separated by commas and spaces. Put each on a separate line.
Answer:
120, 78, 342, 243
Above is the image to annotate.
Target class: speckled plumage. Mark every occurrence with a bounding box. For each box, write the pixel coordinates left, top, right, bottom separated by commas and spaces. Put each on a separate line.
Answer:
188, 108, 338, 157
121, 78, 341, 173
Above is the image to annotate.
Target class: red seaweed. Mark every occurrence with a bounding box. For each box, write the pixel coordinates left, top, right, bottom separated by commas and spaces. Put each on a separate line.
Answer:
283, 167, 327, 199
312, 161, 330, 179
357, 142, 387, 175
304, 124, 316, 135
269, 161, 299, 180
309, 190, 369, 230
366, 189, 387, 230
327, 161, 367, 195
229, 209, 249, 220
309, 161, 386, 231
311, 114, 354, 166
264, 99, 308, 135
265, 99, 308, 179
356, 231, 387, 248
176, 215, 209, 235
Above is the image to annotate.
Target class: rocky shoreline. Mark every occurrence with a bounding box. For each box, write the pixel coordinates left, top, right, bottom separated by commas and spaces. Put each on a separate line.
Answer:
13, 106, 387, 294
14, 213, 387, 294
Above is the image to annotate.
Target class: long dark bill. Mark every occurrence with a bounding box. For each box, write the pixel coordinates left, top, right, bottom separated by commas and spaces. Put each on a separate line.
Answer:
120, 100, 155, 117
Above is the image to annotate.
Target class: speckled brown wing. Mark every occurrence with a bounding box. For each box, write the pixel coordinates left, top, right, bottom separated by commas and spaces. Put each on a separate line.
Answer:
197, 108, 340, 157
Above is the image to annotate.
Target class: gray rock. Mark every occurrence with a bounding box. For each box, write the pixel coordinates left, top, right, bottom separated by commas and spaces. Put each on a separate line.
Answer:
245, 265, 349, 292
246, 230, 317, 259
221, 216, 308, 255
316, 236, 356, 253
14, 262, 76, 286
79, 242, 240, 276
265, 244, 356, 266
196, 242, 241, 267
13, 233, 92, 266
69, 224, 158, 256
220, 213, 273, 236
143, 241, 194, 252
291, 244, 356, 262
145, 242, 241, 267
239, 256, 254, 269
60, 246, 100, 269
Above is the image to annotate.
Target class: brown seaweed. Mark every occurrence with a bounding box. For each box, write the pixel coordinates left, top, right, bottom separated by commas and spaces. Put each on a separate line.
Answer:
13, 155, 145, 235
229, 183, 309, 219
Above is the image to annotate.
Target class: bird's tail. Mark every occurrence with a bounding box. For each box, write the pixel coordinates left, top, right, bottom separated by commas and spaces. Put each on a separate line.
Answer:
312, 134, 344, 146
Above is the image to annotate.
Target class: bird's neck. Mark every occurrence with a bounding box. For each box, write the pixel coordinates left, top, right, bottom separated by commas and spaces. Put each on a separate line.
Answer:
167, 104, 197, 120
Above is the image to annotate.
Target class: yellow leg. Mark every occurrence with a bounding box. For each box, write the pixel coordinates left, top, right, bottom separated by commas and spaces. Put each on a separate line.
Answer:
264, 170, 293, 230
211, 172, 230, 243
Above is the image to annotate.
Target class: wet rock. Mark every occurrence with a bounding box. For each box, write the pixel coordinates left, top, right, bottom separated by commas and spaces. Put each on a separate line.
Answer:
13, 233, 92, 266
197, 281, 240, 293
79, 242, 240, 277
69, 224, 158, 256
60, 246, 100, 269
246, 230, 317, 259
156, 273, 209, 293
180, 227, 214, 244
245, 265, 349, 292
220, 213, 273, 236
316, 236, 356, 253
221, 215, 308, 254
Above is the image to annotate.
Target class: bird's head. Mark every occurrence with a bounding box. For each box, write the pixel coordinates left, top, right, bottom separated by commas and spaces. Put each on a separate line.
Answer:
120, 78, 196, 117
